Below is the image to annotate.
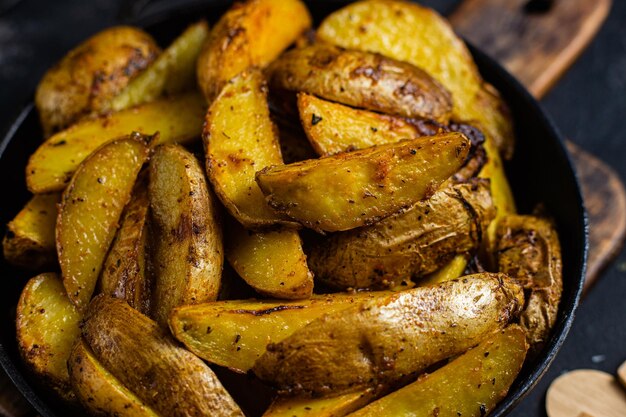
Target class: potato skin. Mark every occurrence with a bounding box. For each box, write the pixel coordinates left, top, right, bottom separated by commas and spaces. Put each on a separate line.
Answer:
264, 388, 377, 417
35, 26, 160, 135
308, 179, 495, 289
253, 273, 524, 396
268, 44, 452, 123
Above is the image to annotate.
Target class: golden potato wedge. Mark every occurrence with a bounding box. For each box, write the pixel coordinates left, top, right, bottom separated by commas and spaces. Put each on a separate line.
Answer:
197, 0, 312, 101
57, 136, 149, 310
27, 92, 205, 194
347, 325, 528, 417
100, 178, 151, 314
82, 295, 244, 417
308, 180, 495, 289
420, 254, 469, 286
496, 215, 562, 354
169, 292, 384, 372
253, 273, 524, 396
68, 339, 160, 417
16, 273, 82, 402
264, 389, 377, 417
226, 219, 313, 299
268, 44, 452, 123
3, 193, 59, 269
256, 133, 470, 232
149, 144, 223, 326
36, 26, 160, 135
109, 21, 210, 111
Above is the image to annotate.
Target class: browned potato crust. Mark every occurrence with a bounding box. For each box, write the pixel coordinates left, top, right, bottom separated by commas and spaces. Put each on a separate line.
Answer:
308, 179, 495, 290
253, 273, 524, 396
35, 26, 160, 135
268, 44, 452, 123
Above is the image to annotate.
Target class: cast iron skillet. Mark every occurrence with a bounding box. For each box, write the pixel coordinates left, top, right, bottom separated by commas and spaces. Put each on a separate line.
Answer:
0, 1, 588, 416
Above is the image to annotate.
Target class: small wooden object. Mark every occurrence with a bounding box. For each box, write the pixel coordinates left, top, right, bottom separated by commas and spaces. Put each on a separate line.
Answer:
618, 361, 626, 389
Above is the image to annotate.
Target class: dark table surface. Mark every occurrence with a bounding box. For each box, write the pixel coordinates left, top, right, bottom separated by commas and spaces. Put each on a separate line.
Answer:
1, 0, 625, 416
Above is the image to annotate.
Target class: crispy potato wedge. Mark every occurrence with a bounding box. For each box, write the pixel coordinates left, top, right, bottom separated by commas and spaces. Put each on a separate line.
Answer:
264, 389, 377, 417
36, 26, 160, 136
109, 21, 209, 111
68, 339, 160, 417
3, 193, 59, 269
169, 292, 384, 372
496, 215, 562, 354
253, 273, 524, 395
57, 136, 149, 310
420, 254, 469, 286
16, 273, 82, 402
149, 144, 223, 326
197, 0, 312, 101
348, 325, 528, 417
308, 180, 495, 289
82, 295, 244, 417
27, 92, 205, 194
100, 179, 152, 314
268, 44, 452, 123
256, 133, 470, 232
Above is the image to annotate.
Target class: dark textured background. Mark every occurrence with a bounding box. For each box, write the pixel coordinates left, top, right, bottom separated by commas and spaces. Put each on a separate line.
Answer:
0, 0, 625, 416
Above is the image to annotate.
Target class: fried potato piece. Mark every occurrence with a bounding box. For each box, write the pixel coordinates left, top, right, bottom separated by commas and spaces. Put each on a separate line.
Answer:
496, 215, 563, 354
3, 193, 59, 269
109, 21, 210, 111
82, 296, 244, 417
308, 180, 495, 289
253, 273, 524, 396
68, 339, 160, 417
264, 389, 377, 417
420, 254, 469, 286
100, 179, 151, 315
256, 133, 470, 232
268, 44, 452, 123
169, 292, 383, 372
16, 273, 82, 402
347, 326, 528, 417
57, 136, 149, 310
35, 26, 160, 136
149, 144, 223, 326
27, 92, 205, 194
197, 0, 312, 101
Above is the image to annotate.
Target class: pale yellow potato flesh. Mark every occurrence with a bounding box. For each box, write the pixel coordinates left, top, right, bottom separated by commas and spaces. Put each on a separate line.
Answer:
27, 92, 205, 194
57, 136, 149, 311
264, 389, 377, 417
420, 254, 469, 286
256, 133, 470, 232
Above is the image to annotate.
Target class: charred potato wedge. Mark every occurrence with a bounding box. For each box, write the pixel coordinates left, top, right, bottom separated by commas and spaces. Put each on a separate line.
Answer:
16, 273, 82, 402
265, 389, 377, 417
348, 326, 528, 417
27, 92, 205, 194
82, 295, 244, 417
256, 133, 470, 232
3, 193, 59, 268
253, 273, 524, 395
309, 180, 495, 289
149, 144, 223, 326
57, 136, 149, 310
197, 0, 312, 101
35, 26, 160, 135
268, 44, 452, 123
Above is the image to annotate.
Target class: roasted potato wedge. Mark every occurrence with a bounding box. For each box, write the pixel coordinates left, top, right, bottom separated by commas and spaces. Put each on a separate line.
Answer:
420, 254, 470, 286
496, 215, 563, 353
16, 273, 82, 402
256, 133, 470, 232
253, 273, 524, 395
308, 180, 495, 289
68, 339, 160, 417
348, 325, 528, 417
169, 292, 384, 372
57, 136, 149, 310
27, 92, 205, 194
100, 179, 152, 314
36, 26, 160, 135
197, 0, 312, 101
268, 44, 452, 123
3, 193, 59, 268
82, 295, 245, 417
264, 389, 377, 417
149, 144, 223, 326
108, 21, 209, 111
